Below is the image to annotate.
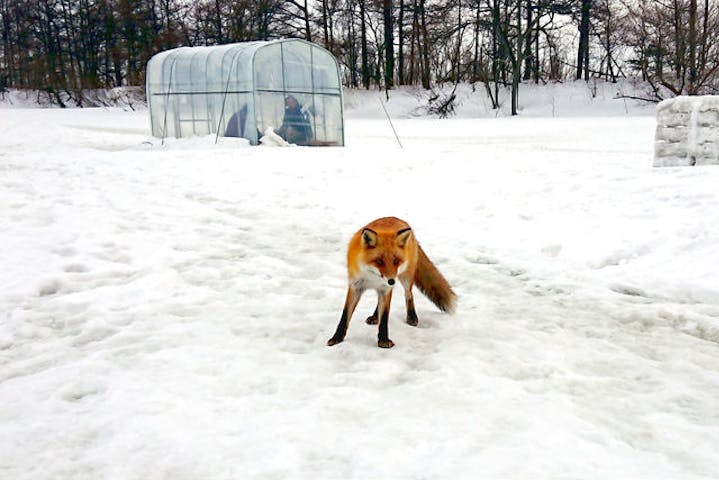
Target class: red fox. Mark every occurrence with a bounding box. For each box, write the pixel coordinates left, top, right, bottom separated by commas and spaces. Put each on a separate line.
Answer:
327, 217, 456, 348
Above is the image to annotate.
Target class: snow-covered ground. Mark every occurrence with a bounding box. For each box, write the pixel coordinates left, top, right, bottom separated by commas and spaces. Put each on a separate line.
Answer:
1, 85, 718, 479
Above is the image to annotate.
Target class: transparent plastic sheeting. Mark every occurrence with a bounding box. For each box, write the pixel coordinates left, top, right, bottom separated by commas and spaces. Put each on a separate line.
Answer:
146, 39, 344, 146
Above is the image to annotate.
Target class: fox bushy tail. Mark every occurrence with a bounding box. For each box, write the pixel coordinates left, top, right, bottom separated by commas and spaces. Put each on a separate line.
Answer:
414, 245, 456, 313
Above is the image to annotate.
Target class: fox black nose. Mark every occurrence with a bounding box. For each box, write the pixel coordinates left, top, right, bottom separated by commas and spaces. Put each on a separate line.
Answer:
388, 278, 395, 286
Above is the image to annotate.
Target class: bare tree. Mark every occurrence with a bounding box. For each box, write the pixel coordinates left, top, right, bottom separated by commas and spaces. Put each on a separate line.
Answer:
624, 0, 719, 97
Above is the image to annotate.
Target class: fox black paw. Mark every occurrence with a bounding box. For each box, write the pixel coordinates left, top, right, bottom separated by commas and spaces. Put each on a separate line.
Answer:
407, 308, 418, 326
377, 339, 395, 348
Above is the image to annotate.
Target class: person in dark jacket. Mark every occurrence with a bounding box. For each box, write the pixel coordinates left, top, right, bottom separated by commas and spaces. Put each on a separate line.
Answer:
276, 95, 313, 145
224, 104, 247, 137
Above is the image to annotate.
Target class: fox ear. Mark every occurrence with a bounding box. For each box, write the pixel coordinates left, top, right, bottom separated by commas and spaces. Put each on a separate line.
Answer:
361, 228, 378, 248
396, 228, 413, 248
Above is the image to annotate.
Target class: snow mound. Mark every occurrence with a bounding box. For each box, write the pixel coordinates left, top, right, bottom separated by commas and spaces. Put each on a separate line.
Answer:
654, 96, 719, 167
259, 127, 292, 147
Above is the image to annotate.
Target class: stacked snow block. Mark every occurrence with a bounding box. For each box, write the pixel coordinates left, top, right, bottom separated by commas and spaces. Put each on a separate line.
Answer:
654, 95, 719, 167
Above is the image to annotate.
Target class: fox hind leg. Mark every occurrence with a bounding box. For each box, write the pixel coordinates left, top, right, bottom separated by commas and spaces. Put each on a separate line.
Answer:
366, 289, 386, 324
401, 278, 419, 326
366, 306, 379, 325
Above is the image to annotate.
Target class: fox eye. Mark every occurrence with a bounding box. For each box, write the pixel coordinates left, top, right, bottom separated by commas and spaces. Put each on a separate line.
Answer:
393, 257, 401, 266
375, 259, 385, 267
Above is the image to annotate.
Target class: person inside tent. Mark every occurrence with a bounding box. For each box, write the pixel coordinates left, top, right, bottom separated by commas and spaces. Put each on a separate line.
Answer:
224, 104, 248, 138
276, 95, 313, 146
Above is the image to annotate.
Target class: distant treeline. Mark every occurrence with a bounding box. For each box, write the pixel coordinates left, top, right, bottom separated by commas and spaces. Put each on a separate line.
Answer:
1, 1, 718, 109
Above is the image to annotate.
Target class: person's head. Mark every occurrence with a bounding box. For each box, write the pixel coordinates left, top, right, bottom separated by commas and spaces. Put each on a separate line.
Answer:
285, 95, 300, 110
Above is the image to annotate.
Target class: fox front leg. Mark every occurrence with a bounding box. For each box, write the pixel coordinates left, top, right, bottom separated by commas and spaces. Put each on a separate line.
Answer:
327, 286, 363, 346
377, 289, 394, 348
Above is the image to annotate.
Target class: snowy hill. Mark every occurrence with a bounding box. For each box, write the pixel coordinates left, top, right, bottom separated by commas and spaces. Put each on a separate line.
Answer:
345, 80, 656, 119
0, 87, 146, 110
1, 85, 718, 479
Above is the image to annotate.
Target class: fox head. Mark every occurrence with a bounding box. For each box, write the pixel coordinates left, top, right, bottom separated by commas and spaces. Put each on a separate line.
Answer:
359, 227, 413, 287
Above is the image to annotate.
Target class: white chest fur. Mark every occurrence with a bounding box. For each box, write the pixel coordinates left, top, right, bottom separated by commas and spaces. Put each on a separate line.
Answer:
352, 264, 393, 292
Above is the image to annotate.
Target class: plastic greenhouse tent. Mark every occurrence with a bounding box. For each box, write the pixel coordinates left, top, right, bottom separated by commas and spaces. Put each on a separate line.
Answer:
146, 39, 344, 146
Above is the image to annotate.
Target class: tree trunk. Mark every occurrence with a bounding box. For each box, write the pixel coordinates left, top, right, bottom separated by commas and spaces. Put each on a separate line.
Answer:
214, 0, 223, 43
303, 0, 312, 41
409, 0, 418, 85
533, 10, 539, 84
455, 0, 462, 83
688, 0, 697, 93
419, 0, 430, 89
673, 0, 684, 84
322, 0, 329, 47
472, 3, 480, 86
512, 0, 521, 115
492, 0, 499, 106
359, 0, 370, 89
699, 0, 709, 72
398, 0, 404, 85
577, 0, 591, 80
348, 0, 358, 87
523, 0, 532, 81
384, 0, 394, 89
0, 0, 13, 86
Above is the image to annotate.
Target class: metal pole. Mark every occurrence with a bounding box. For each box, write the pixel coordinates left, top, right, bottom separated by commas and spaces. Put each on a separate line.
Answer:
378, 97, 403, 149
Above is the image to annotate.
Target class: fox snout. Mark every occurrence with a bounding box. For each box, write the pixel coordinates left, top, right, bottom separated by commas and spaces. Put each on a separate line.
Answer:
377, 269, 398, 287
376, 271, 397, 288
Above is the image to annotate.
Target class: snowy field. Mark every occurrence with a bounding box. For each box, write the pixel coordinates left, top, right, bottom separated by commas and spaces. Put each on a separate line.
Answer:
1, 86, 719, 479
